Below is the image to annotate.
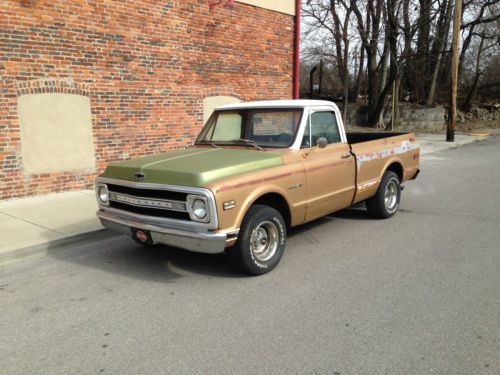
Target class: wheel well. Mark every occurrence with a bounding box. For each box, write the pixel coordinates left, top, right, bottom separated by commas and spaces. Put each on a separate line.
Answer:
386, 162, 404, 182
252, 193, 291, 227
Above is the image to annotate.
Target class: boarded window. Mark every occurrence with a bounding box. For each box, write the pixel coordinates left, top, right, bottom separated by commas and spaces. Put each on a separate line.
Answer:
203, 95, 240, 124
17, 93, 95, 175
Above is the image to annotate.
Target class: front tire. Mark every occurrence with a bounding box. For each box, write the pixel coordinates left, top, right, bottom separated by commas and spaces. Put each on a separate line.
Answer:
366, 171, 401, 219
228, 205, 286, 275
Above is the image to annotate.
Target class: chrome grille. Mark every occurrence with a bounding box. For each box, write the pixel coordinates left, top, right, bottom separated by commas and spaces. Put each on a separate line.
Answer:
108, 192, 186, 212
106, 183, 188, 201
106, 185, 191, 221
96, 177, 219, 230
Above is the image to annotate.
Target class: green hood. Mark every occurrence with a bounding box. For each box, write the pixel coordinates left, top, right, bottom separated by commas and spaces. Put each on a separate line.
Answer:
101, 148, 283, 187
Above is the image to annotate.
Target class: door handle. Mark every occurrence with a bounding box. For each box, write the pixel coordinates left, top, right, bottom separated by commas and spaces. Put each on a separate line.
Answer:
341, 153, 352, 159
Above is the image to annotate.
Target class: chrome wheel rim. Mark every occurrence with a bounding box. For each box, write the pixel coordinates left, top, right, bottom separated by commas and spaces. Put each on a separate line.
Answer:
250, 220, 279, 262
385, 178, 399, 213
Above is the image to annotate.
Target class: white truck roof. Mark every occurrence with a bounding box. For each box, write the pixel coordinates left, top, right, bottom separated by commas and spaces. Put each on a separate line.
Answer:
215, 100, 339, 111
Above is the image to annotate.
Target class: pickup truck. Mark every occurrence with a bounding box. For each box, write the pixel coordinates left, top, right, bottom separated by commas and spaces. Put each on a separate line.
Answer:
95, 100, 420, 275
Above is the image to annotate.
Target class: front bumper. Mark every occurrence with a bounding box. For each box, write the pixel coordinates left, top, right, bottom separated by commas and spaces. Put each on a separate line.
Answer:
97, 210, 228, 254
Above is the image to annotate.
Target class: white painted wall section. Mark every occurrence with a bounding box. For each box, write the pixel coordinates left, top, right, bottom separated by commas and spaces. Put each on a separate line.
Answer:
237, 0, 295, 15
203, 96, 241, 124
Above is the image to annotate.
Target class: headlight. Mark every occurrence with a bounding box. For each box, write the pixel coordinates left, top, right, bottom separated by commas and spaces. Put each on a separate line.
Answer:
187, 195, 210, 222
97, 185, 109, 205
192, 199, 207, 219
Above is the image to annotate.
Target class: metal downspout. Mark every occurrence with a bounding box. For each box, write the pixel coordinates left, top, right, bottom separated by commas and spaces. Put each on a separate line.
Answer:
293, 0, 300, 99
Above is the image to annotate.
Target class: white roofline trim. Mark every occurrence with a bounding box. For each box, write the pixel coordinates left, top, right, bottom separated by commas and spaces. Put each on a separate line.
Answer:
215, 100, 340, 111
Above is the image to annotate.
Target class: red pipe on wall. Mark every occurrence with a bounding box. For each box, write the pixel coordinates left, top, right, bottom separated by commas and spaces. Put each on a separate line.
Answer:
293, 0, 300, 99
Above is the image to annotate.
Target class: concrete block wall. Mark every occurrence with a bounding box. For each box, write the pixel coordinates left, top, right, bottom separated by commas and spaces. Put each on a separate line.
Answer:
345, 104, 446, 131
395, 105, 446, 131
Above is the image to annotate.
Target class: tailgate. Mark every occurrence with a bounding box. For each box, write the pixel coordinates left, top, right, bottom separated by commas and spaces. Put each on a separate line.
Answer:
350, 133, 420, 204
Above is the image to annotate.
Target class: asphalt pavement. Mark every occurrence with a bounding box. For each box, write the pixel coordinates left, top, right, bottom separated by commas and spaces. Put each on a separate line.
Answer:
0, 137, 499, 374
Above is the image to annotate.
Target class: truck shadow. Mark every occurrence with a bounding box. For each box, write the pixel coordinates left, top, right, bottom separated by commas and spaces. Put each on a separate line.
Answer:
47, 206, 373, 282
287, 207, 372, 238
330, 206, 374, 221
48, 235, 245, 282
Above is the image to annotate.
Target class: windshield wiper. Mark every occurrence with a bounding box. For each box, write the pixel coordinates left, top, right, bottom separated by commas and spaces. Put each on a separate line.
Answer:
195, 139, 219, 148
229, 138, 263, 150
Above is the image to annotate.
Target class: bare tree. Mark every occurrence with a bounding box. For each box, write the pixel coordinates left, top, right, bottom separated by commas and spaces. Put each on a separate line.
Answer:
331, 0, 353, 122
351, 0, 385, 122
303, 0, 354, 122
426, 0, 453, 105
460, 0, 500, 69
300, 0, 500, 128
461, 31, 500, 109
352, 46, 365, 103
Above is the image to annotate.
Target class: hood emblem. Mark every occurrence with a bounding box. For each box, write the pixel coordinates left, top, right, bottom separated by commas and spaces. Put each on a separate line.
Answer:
134, 172, 145, 180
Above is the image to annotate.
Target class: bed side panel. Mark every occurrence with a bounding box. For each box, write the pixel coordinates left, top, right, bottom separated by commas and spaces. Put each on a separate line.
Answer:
351, 133, 420, 204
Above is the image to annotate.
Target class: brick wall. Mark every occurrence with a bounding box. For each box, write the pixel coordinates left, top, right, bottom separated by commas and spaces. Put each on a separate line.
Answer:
0, 0, 294, 199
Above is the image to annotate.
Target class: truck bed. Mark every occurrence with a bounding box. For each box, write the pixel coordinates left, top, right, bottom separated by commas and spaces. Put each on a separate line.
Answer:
346, 132, 407, 144
347, 132, 420, 204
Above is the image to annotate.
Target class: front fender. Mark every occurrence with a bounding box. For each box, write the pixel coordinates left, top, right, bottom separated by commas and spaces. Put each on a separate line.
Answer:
234, 185, 294, 230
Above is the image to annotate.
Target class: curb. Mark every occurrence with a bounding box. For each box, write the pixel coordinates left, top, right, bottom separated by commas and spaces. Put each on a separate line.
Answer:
467, 132, 492, 137
0, 229, 118, 266
420, 135, 488, 157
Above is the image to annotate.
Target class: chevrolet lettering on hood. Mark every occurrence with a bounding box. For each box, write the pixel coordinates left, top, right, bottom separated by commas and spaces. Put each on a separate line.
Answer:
95, 100, 420, 275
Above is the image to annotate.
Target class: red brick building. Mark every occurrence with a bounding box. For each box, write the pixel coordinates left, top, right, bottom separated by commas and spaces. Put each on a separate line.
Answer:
0, 0, 297, 200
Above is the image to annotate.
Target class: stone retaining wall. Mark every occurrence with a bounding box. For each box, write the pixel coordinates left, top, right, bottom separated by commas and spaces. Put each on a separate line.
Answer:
345, 104, 446, 131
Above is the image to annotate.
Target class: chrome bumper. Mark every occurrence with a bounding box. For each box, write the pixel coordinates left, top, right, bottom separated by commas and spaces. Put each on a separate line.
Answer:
97, 210, 228, 254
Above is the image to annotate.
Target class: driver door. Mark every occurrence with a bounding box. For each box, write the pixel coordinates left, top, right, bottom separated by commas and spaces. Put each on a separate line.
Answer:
302, 109, 356, 221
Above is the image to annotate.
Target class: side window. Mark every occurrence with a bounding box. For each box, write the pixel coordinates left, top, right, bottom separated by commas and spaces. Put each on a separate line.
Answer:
310, 111, 341, 145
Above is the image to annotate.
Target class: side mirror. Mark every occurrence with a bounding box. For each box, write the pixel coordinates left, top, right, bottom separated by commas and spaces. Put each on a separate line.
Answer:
316, 137, 328, 148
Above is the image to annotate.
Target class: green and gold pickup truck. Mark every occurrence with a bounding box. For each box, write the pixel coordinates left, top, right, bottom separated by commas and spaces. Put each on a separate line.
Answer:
96, 100, 420, 275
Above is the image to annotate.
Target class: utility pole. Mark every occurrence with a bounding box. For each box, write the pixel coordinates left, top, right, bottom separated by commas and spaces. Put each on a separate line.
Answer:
447, 0, 463, 142
391, 80, 396, 132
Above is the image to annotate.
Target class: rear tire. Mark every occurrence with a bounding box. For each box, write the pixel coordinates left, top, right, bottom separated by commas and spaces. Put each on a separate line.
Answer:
366, 171, 401, 219
228, 205, 286, 275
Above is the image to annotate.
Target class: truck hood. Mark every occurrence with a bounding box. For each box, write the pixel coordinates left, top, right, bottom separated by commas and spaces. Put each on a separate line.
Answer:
100, 148, 283, 187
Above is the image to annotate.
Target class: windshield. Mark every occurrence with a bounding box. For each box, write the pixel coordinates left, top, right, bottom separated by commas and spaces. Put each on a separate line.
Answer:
196, 109, 303, 148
